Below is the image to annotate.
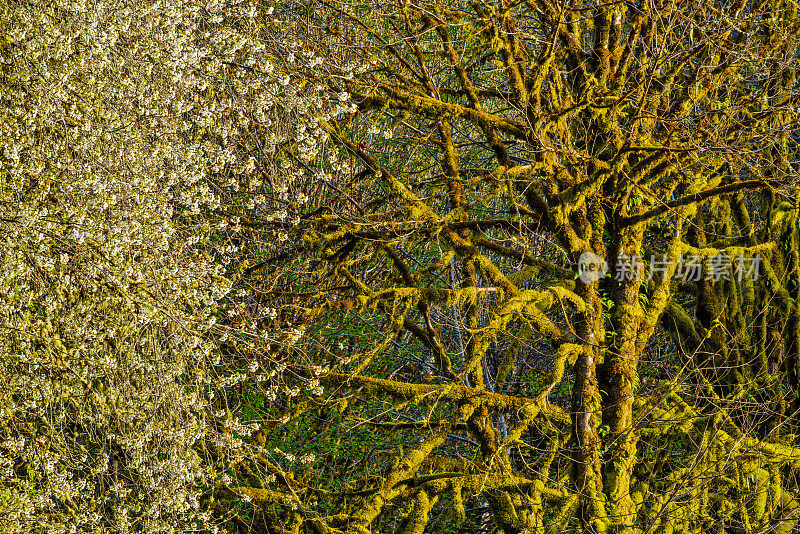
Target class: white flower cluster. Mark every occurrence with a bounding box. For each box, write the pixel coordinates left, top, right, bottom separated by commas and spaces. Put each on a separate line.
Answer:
0, 0, 348, 532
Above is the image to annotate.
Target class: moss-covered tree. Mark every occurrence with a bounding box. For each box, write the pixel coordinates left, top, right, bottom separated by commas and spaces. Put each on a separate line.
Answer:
215, 0, 800, 532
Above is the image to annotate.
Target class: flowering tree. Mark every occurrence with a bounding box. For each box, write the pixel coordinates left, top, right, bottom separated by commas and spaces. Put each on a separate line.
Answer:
0, 0, 347, 532
230, 0, 800, 532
